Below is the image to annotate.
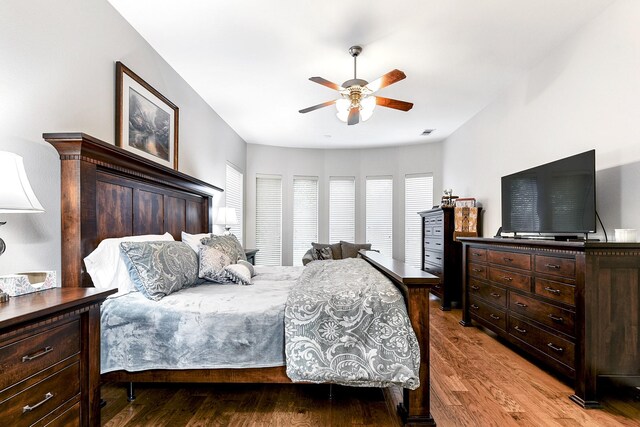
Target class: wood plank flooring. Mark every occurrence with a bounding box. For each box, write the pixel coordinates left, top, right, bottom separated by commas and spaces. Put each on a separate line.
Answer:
101, 295, 640, 426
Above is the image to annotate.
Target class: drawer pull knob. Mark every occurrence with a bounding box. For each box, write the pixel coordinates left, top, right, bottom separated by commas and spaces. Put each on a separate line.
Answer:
472, 252, 482, 256
434, 284, 441, 289
515, 302, 528, 308
22, 346, 53, 362
544, 287, 561, 295
470, 304, 479, 310
436, 242, 442, 246
470, 285, 480, 290
547, 343, 564, 352
514, 326, 527, 334
503, 257, 513, 262
472, 268, 482, 272
436, 257, 442, 261
23, 392, 54, 413
490, 292, 501, 298
489, 314, 501, 320
548, 314, 564, 323
502, 276, 513, 282
545, 263, 561, 269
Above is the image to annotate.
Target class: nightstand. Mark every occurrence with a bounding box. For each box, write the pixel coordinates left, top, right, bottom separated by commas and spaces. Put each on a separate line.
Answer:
0, 287, 115, 426
244, 249, 259, 265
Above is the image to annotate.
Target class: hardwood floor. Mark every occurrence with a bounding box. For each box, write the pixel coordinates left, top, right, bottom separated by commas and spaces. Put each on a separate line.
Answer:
101, 295, 640, 426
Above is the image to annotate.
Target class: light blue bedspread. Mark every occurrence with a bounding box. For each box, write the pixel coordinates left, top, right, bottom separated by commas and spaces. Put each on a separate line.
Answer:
101, 266, 303, 373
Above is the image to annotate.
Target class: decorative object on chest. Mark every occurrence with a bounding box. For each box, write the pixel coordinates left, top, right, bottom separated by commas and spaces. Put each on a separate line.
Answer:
0, 287, 115, 426
459, 237, 640, 407
244, 249, 259, 265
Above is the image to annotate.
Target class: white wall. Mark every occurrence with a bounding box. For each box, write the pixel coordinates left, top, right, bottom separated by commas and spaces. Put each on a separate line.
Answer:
442, 0, 640, 240
0, 0, 246, 279
246, 143, 443, 265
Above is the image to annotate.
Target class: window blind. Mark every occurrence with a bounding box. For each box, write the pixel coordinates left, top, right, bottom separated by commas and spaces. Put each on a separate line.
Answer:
366, 176, 393, 257
329, 177, 355, 243
405, 174, 434, 268
293, 176, 318, 266
255, 175, 282, 266
225, 163, 243, 245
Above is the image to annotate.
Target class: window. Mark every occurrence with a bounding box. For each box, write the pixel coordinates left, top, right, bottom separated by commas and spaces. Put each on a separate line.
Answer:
405, 174, 434, 268
225, 163, 243, 245
329, 177, 355, 243
293, 176, 318, 266
255, 175, 282, 266
366, 176, 393, 257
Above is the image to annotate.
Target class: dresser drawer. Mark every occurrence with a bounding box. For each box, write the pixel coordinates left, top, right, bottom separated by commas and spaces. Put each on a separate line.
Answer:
509, 315, 575, 369
424, 237, 444, 252
468, 263, 487, 279
467, 247, 487, 262
488, 250, 531, 270
509, 293, 575, 337
0, 320, 80, 391
433, 226, 444, 237
535, 255, 576, 279
469, 296, 507, 331
423, 263, 442, 277
488, 266, 531, 292
423, 250, 443, 266
0, 361, 80, 426
424, 226, 434, 237
468, 278, 506, 307
40, 401, 80, 427
535, 278, 575, 306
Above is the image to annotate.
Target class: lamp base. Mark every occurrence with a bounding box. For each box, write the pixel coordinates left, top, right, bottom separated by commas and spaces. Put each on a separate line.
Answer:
223, 226, 232, 236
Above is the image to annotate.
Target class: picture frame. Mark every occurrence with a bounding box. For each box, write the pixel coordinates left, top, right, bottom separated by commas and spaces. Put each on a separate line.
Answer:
115, 61, 179, 169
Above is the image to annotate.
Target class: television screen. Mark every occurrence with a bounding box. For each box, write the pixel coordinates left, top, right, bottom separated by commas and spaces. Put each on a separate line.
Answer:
501, 150, 596, 234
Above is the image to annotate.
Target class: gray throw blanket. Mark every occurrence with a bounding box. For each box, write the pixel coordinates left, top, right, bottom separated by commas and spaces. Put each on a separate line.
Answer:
284, 258, 420, 389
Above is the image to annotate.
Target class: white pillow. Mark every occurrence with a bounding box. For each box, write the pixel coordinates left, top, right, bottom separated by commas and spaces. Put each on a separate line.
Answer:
84, 232, 174, 294
181, 231, 212, 253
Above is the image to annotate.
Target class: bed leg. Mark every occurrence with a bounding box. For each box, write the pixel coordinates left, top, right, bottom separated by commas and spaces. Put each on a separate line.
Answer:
127, 382, 136, 402
328, 384, 334, 400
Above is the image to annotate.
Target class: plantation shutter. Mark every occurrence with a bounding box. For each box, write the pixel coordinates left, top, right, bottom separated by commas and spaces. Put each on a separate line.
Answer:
329, 177, 356, 243
405, 174, 434, 268
293, 176, 319, 266
255, 175, 282, 266
366, 176, 393, 257
225, 163, 243, 245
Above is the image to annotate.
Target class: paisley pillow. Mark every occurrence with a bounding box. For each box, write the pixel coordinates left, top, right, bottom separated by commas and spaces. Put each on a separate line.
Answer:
200, 235, 247, 263
199, 245, 232, 282
224, 263, 252, 285
119, 241, 198, 301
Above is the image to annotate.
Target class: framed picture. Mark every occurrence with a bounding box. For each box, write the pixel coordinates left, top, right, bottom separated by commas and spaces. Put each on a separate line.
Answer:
116, 61, 179, 169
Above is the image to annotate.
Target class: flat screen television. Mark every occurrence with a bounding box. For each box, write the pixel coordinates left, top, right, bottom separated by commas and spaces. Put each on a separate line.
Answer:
501, 150, 596, 235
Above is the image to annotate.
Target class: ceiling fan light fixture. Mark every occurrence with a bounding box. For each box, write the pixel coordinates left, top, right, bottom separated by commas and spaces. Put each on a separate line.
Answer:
360, 96, 376, 122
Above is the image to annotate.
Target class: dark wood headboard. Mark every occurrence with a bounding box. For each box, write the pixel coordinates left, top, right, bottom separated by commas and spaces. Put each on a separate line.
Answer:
44, 132, 223, 288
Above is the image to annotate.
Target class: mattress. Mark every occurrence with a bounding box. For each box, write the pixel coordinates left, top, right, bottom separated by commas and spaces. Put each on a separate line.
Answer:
100, 265, 304, 373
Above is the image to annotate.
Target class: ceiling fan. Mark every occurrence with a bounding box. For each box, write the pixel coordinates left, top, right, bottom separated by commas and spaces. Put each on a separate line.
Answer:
299, 45, 413, 125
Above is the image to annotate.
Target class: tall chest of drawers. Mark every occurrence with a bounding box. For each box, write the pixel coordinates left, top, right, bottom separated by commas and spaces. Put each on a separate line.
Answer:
0, 288, 115, 426
459, 237, 640, 407
419, 207, 460, 310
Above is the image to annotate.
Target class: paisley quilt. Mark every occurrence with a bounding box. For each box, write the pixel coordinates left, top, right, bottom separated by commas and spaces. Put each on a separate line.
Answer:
284, 258, 420, 389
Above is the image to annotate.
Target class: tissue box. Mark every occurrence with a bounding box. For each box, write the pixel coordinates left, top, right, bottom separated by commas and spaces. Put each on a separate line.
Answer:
0, 271, 58, 296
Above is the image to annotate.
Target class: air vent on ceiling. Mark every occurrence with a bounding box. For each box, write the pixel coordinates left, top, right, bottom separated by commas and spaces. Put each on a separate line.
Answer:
421, 129, 435, 136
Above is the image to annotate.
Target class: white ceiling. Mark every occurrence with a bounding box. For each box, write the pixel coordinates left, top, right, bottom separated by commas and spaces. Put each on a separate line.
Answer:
108, 0, 613, 149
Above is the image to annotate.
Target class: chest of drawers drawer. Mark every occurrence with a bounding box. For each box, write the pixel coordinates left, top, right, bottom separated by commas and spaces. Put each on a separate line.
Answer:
424, 237, 444, 252
535, 255, 576, 279
422, 263, 443, 277
423, 250, 444, 266
535, 277, 575, 306
488, 266, 531, 292
469, 296, 507, 331
467, 247, 487, 262
0, 319, 80, 392
488, 250, 531, 270
509, 293, 575, 337
468, 263, 487, 279
509, 314, 575, 370
468, 278, 507, 307
0, 360, 80, 426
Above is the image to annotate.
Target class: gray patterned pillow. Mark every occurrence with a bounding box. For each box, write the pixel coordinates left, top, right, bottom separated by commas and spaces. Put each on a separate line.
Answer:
314, 247, 333, 260
119, 241, 198, 301
199, 245, 232, 282
237, 259, 255, 277
224, 263, 252, 285
200, 235, 247, 263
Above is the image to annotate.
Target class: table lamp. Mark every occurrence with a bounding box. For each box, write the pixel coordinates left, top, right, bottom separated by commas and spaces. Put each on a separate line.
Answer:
0, 151, 45, 257
214, 207, 238, 236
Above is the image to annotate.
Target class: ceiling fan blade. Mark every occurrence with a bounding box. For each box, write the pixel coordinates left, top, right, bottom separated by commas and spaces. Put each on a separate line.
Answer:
375, 96, 414, 111
347, 107, 360, 125
299, 100, 338, 114
365, 69, 406, 93
309, 77, 343, 91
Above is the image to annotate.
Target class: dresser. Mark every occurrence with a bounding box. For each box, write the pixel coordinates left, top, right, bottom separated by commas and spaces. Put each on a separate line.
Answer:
419, 207, 461, 310
459, 237, 640, 407
0, 288, 115, 426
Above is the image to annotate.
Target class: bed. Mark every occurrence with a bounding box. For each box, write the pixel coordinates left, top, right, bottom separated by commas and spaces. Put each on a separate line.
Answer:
44, 132, 437, 426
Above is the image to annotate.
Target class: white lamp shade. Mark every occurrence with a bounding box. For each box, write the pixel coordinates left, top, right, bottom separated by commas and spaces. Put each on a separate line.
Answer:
0, 152, 44, 213
214, 207, 238, 226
